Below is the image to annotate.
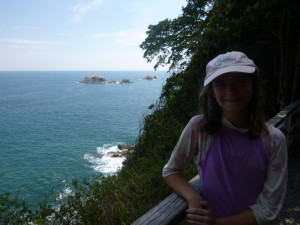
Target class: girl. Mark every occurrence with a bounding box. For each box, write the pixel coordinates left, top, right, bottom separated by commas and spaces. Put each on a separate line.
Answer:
162, 51, 287, 225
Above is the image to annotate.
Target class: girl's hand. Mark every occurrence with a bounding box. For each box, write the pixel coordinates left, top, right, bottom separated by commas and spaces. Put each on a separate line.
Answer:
185, 201, 216, 225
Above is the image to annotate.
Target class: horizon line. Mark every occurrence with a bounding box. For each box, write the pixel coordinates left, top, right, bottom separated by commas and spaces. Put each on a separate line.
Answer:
0, 69, 170, 72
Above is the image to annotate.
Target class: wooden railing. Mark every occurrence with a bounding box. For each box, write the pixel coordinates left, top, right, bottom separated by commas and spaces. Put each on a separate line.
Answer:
266, 98, 300, 147
131, 98, 300, 225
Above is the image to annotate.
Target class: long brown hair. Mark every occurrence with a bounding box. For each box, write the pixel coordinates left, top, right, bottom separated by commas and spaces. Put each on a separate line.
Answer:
198, 71, 269, 138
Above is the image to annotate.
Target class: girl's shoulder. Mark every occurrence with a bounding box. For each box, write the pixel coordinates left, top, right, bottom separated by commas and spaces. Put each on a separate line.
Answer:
189, 114, 204, 124
263, 123, 286, 141
186, 115, 205, 130
261, 123, 286, 157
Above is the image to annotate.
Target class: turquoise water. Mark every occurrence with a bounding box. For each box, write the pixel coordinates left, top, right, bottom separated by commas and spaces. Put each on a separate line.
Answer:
0, 70, 168, 205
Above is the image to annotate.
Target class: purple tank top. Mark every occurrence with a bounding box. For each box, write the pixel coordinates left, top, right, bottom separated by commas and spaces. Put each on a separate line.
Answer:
199, 125, 267, 218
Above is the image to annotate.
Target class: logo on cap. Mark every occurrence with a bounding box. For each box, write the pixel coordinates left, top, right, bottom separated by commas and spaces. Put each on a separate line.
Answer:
214, 56, 236, 67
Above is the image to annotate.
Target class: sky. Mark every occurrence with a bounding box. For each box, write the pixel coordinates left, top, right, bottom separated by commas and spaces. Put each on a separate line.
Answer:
0, 0, 186, 71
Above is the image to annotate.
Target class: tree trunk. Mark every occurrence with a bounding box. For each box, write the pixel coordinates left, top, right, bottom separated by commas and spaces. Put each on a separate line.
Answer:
290, 29, 300, 103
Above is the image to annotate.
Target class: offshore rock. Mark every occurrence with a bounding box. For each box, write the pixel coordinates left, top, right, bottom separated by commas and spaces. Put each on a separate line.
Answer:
81, 75, 106, 83
79, 75, 132, 84
107, 144, 135, 158
108, 149, 135, 158
117, 144, 134, 151
122, 78, 130, 84
142, 75, 158, 80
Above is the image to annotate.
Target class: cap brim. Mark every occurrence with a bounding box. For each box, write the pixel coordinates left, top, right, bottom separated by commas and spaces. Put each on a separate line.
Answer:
204, 66, 256, 86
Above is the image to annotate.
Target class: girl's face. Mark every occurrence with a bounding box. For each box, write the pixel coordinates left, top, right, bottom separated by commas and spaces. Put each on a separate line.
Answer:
211, 72, 252, 119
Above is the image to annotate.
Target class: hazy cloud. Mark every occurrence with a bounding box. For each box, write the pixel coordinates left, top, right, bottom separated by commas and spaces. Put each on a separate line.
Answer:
14, 26, 37, 30
0, 39, 70, 50
92, 28, 147, 46
0, 39, 47, 45
71, 0, 103, 22
58, 33, 76, 36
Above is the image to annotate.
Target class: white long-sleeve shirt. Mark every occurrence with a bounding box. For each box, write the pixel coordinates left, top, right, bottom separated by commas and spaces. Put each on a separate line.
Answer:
163, 115, 287, 224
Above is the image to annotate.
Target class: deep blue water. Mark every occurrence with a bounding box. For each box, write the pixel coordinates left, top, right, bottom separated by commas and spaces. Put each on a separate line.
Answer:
0, 70, 168, 205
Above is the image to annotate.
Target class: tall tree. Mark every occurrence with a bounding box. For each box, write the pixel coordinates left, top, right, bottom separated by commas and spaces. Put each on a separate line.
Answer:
141, 0, 300, 111
140, 0, 212, 71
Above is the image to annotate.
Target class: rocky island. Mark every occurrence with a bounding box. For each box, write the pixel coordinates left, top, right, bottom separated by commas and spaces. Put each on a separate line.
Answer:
142, 75, 158, 80
78, 75, 132, 84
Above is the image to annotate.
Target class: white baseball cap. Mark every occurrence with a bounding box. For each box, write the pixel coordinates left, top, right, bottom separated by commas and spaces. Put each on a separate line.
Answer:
204, 51, 258, 86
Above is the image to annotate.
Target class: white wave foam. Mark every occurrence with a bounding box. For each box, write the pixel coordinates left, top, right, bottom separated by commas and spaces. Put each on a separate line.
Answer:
56, 187, 72, 202
84, 143, 125, 174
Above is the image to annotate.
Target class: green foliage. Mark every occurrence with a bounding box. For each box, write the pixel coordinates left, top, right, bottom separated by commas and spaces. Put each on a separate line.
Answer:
0, 192, 56, 224
140, 0, 211, 71
0, 192, 30, 224
117, 197, 128, 225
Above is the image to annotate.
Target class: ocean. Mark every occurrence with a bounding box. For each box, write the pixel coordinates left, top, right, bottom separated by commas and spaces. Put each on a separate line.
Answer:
0, 70, 168, 205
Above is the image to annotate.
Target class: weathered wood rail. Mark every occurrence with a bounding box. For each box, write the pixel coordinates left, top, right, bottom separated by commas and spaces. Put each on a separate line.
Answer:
267, 98, 300, 147
131, 98, 300, 225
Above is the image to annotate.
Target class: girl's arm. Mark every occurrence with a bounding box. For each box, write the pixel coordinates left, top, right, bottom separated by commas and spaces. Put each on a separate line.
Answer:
162, 116, 206, 208
164, 173, 202, 208
249, 126, 287, 224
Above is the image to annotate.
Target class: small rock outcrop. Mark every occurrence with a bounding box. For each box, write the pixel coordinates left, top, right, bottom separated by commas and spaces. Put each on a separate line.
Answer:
107, 144, 135, 158
79, 75, 132, 84
142, 75, 157, 80
117, 144, 134, 151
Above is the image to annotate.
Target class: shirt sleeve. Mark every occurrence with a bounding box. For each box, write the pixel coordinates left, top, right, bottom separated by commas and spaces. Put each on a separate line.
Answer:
162, 115, 203, 177
250, 125, 288, 225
